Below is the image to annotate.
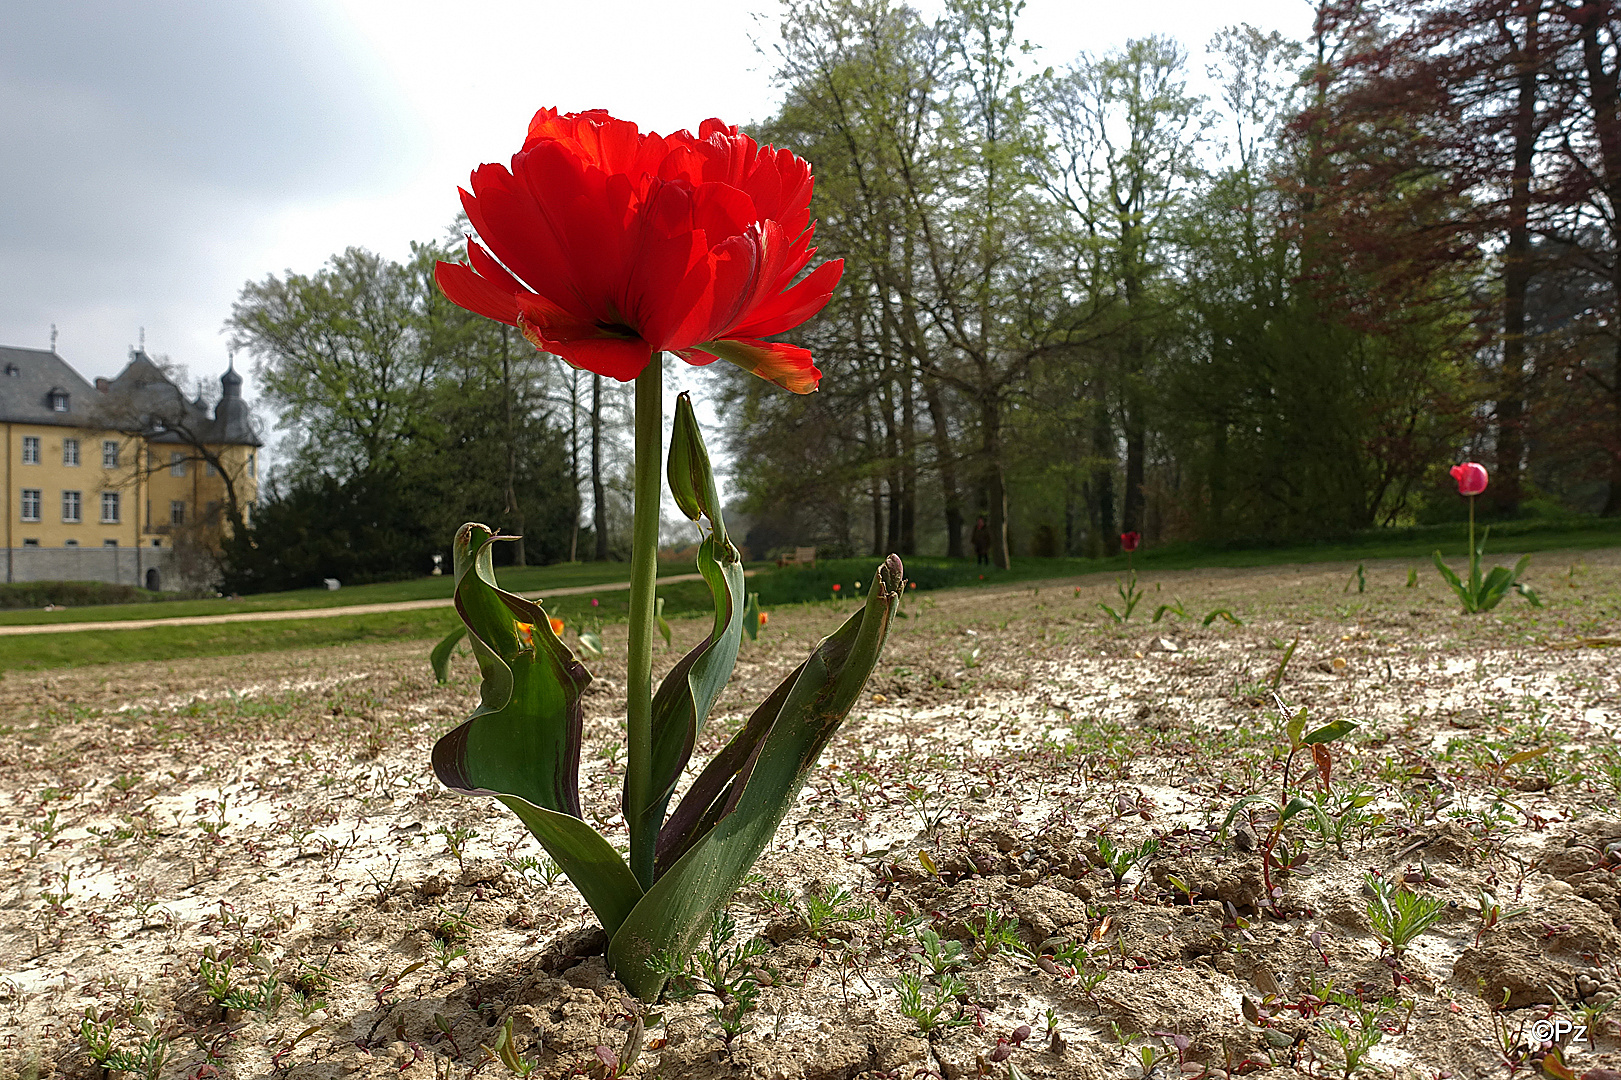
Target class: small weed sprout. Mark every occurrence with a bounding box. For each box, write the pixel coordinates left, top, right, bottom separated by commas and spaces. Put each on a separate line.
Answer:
1322, 992, 1392, 1078
913, 926, 965, 977
484, 1016, 542, 1077
895, 972, 971, 1035
1364, 874, 1445, 959
1473, 888, 1530, 945
803, 885, 873, 941
971, 909, 1029, 961
649, 910, 769, 1055
1095, 834, 1159, 892
432, 823, 478, 867
79, 1008, 170, 1080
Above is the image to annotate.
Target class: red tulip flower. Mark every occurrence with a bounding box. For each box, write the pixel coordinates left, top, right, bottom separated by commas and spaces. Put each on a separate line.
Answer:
1119, 531, 1141, 553
1450, 462, 1488, 497
435, 109, 842, 393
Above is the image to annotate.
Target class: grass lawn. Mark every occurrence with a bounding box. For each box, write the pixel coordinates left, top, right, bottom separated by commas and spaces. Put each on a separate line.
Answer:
3, 514, 1618, 672
0, 559, 708, 627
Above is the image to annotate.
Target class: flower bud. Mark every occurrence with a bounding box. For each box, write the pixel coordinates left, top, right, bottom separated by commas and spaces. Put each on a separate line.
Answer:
1450, 462, 1488, 496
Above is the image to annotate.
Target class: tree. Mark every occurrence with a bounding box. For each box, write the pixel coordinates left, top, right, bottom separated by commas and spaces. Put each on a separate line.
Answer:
225, 232, 582, 581
1037, 36, 1206, 541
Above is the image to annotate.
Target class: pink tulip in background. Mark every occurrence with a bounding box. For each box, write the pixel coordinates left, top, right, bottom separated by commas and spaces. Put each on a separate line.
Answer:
1450, 462, 1488, 497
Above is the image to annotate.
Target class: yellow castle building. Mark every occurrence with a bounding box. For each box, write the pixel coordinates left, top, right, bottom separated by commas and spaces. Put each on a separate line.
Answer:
2, 345, 261, 591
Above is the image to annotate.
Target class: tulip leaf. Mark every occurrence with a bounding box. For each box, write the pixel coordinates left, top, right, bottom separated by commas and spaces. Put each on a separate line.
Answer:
655, 596, 672, 648
742, 593, 761, 642
431, 627, 467, 684
610, 555, 905, 1000
634, 401, 746, 856
433, 524, 640, 931
486, 794, 643, 940
639, 535, 745, 831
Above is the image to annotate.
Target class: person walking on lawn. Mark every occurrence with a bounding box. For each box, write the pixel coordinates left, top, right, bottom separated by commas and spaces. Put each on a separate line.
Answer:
971, 515, 991, 566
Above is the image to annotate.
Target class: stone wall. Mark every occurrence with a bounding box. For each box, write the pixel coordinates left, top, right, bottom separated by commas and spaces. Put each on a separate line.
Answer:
2, 547, 179, 590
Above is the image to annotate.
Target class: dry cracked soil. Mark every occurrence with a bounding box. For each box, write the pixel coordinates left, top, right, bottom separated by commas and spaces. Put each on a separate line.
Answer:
1, 550, 1620, 1080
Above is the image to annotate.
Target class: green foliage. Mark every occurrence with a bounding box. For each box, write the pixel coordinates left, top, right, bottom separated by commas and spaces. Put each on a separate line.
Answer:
1432, 527, 1542, 613
221, 472, 439, 593
0, 581, 158, 609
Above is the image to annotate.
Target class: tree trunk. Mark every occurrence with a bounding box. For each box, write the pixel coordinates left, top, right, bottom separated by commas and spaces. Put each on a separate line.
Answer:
568, 368, 580, 563
1495, 4, 1542, 517
923, 374, 963, 557
500, 327, 526, 565
899, 370, 916, 555
981, 398, 1010, 569
1089, 382, 1117, 557
1579, 2, 1621, 514
592, 374, 609, 560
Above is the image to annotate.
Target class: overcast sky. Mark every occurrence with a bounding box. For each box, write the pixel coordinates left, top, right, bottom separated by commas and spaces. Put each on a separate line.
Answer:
0, 0, 1314, 415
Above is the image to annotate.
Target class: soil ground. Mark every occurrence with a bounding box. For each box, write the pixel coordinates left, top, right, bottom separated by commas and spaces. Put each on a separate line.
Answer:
1, 549, 1619, 1080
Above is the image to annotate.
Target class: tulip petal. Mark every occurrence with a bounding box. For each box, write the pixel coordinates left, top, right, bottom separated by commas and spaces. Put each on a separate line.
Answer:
685, 338, 821, 394
729, 259, 843, 340
436, 260, 521, 325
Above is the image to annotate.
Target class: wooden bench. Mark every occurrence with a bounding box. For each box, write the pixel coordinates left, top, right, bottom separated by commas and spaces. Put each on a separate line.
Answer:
776, 545, 817, 568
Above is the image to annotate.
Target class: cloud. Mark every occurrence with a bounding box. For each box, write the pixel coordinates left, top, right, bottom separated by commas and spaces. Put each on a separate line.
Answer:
0, 0, 419, 372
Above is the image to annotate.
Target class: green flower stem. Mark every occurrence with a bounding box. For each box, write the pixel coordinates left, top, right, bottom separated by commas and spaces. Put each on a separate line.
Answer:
1468, 493, 1478, 593
625, 351, 664, 889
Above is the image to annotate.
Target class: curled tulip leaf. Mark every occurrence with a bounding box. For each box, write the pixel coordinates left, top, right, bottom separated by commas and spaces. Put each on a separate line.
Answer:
655, 596, 672, 648
430, 626, 467, 684
431, 524, 645, 931
742, 592, 762, 642
609, 555, 904, 1000
636, 534, 745, 852
632, 405, 746, 873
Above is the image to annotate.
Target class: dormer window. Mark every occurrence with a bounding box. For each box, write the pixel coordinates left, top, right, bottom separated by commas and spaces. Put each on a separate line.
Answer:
4, 364, 17, 377
48, 388, 69, 412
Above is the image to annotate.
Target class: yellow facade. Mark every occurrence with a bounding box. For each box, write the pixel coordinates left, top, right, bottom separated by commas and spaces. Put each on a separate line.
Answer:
2, 346, 260, 587
2, 425, 257, 551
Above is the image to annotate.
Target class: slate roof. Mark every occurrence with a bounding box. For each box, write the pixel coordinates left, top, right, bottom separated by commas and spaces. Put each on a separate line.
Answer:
0, 345, 99, 427
100, 350, 262, 448
0, 346, 260, 446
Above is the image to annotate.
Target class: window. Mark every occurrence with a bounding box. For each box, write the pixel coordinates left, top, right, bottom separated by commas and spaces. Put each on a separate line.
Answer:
170, 500, 186, 526
21, 436, 39, 465
20, 489, 41, 522
22, 538, 39, 548
62, 490, 82, 523
150, 539, 161, 548
206, 460, 218, 477
102, 440, 120, 468
170, 452, 186, 477
103, 539, 118, 548
63, 437, 80, 466
49, 390, 68, 411
64, 539, 78, 547
249, 452, 257, 478
101, 491, 120, 524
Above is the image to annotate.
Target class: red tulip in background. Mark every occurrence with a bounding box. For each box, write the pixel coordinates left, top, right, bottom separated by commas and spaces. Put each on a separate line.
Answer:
435, 109, 843, 393
1450, 462, 1488, 497
1119, 531, 1141, 553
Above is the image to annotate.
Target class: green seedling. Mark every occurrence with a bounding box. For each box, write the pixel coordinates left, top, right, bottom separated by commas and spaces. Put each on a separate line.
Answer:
1364, 873, 1445, 960
1473, 888, 1529, 946
914, 926, 965, 977
895, 972, 971, 1034
1219, 703, 1357, 913
1095, 835, 1160, 892
649, 910, 768, 1054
